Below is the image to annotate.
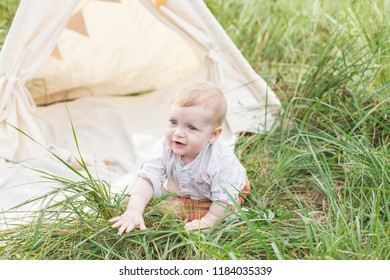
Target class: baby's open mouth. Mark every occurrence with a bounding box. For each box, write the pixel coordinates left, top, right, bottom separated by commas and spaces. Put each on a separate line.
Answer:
173, 141, 185, 146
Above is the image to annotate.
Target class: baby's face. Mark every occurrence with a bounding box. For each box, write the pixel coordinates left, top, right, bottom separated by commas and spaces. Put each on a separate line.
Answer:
165, 105, 219, 164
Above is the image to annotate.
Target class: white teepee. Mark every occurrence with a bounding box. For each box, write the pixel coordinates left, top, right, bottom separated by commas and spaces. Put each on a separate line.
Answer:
0, 0, 281, 214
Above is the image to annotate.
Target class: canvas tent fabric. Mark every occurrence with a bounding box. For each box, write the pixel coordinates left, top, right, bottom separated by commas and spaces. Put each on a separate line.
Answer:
0, 0, 281, 221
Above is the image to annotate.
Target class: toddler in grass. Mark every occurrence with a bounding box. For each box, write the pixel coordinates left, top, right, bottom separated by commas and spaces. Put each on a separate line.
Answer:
109, 81, 250, 234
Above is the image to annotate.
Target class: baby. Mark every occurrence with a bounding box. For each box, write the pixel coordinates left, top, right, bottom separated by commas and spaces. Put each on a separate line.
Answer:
109, 81, 250, 234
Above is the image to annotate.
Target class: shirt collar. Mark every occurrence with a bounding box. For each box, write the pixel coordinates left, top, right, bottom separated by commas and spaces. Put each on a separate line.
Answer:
178, 143, 211, 170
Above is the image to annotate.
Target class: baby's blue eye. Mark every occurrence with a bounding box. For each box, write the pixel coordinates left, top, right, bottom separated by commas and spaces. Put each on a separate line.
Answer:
169, 120, 177, 125
188, 125, 197, 130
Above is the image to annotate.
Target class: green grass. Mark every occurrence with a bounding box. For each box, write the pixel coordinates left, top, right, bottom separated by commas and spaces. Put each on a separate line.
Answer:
0, 0, 389, 259
0, 0, 18, 45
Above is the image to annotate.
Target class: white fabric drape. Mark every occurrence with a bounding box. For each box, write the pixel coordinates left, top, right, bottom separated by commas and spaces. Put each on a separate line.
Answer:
0, 0, 79, 161
140, 0, 281, 133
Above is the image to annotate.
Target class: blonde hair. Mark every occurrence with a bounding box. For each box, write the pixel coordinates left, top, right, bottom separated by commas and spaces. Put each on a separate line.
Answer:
171, 81, 227, 126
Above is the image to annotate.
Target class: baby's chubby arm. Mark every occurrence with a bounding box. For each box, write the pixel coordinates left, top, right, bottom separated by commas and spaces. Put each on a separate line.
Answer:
184, 201, 228, 230
109, 177, 153, 235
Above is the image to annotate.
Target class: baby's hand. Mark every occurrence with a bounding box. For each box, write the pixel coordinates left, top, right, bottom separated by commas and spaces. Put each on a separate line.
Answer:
109, 209, 146, 235
184, 219, 209, 231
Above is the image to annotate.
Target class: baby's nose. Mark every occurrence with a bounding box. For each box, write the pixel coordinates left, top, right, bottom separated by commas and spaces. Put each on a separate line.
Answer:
174, 127, 185, 137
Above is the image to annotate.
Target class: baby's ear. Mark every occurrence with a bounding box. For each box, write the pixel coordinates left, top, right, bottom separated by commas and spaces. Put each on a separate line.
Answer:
209, 126, 222, 144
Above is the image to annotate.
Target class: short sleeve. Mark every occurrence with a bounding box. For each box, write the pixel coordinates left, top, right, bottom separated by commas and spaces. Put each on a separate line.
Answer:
208, 147, 246, 205
136, 142, 167, 197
